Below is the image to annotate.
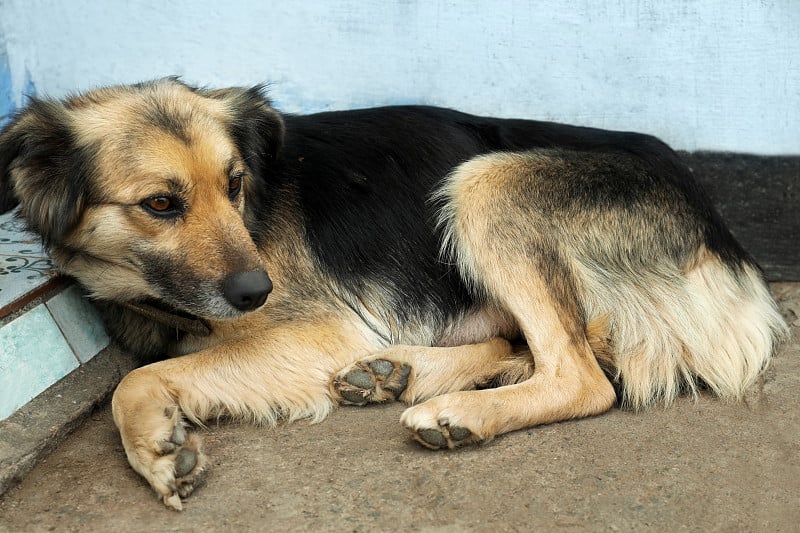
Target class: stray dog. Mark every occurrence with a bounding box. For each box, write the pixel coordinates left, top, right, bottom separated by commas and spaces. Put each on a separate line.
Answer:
0, 79, 787, 510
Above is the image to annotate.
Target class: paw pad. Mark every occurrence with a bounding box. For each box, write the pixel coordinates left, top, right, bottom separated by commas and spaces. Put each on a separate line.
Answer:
414, 424, 473, 449
418, 428, 447, 448
368, 359, 394, 377
334, 359, 411, 405
345, 369, 374, 389
174, 448, 198, 478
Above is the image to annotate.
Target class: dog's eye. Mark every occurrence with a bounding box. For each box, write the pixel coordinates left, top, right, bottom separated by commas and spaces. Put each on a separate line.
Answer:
228, 174, 243, 199
142, 196, 181, 217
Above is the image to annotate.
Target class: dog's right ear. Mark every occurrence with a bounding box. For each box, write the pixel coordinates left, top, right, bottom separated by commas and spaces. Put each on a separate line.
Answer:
0, 99, 89, 246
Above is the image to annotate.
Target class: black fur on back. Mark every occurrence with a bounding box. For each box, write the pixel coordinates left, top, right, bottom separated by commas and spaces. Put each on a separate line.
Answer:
245, 105, 751, 325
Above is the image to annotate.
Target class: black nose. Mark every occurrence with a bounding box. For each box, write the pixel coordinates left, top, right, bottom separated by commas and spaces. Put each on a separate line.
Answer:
223, 270, 272, 311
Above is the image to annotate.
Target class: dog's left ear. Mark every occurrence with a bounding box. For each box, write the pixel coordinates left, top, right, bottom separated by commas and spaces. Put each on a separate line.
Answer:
0, 99, 89, 246
204, 86, 285, 176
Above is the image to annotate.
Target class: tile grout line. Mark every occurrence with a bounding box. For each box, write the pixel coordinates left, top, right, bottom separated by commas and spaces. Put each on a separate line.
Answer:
45, 300, 84, 367
0, 277, 66, 319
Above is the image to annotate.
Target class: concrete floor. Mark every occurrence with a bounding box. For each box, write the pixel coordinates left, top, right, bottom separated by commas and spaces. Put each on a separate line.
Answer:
1, 283, 798, 532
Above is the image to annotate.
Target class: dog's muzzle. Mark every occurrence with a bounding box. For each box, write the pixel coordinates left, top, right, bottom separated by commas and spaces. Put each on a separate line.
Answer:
223, 269, 273, 311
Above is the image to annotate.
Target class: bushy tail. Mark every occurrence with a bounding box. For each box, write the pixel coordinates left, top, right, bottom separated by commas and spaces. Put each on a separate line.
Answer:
579, 258, 789, 409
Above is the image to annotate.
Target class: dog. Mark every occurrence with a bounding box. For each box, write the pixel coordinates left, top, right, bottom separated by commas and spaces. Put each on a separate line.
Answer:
0, 78, 788, 510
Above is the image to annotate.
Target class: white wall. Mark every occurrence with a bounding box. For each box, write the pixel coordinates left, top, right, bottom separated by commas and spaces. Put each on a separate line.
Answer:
1, 0, 798, 154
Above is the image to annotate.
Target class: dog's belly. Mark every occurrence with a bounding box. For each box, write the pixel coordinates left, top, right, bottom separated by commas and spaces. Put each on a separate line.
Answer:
434, 306, 519, 348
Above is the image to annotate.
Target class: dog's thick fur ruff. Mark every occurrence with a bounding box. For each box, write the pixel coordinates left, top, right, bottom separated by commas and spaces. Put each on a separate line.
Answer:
0, 79, 787, 510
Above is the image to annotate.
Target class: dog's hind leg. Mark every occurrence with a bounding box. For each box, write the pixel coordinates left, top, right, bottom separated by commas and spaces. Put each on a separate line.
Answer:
402, 153, 617, 449
330, 338, 534, 405
399, 275, 617, 449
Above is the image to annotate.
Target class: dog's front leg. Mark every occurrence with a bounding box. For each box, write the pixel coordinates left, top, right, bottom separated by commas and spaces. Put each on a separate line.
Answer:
112, 367, 207, 511
111, 319, 374, 510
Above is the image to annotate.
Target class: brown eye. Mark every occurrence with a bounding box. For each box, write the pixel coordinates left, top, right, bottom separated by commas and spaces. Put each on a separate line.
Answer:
228, 174, 243, 199
148, 197, 172, 211
141, 195, 181, 217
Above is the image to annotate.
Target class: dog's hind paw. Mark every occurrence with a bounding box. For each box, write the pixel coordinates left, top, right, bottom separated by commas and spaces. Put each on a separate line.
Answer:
400, 395, 488, 450
331, 358, 411, 405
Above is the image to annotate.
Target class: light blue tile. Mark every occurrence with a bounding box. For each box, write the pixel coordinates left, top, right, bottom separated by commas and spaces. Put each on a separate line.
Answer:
46, 285, 110, 364
0, 305, 79, 420
0, 209, 56, 313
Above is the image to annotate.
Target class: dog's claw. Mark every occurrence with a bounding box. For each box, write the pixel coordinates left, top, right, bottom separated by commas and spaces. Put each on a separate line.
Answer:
340, 389, 369, 404
164, 493, 183, 511
333, 359, 412, 405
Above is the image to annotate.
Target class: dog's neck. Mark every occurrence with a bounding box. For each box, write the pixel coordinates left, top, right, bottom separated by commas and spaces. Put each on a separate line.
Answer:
121, 300, 212, 337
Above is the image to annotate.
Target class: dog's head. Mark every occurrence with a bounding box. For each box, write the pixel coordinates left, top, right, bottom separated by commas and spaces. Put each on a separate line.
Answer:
0, 78, 284, 319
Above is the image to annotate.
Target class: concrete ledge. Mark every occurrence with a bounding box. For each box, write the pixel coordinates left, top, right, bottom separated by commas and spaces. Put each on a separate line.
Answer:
0, 344, 137, 496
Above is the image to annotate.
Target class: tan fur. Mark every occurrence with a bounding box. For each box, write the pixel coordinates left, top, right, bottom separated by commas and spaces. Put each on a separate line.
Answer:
113, 309, 381, 509
50, 84, 265, 313
1, 81, 787, 510
332, 338, 530, 404
432, 153, 788, 416
376, 153, 617, 449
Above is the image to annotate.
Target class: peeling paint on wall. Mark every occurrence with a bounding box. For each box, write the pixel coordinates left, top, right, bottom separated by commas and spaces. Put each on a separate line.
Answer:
0, 40, 14, 125
0, 39, 35, 127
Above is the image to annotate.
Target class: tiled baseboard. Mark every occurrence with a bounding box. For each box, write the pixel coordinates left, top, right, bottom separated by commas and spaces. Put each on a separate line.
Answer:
0, 211, 57, 314
0, 208, 122, 494
0, 343, 138, 497
0, 285, 111, 420
0, 210, 110, 421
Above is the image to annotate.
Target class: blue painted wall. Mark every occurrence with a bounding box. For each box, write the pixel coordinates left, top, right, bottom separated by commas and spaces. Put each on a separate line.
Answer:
0, 0, 798, 153
0, 41, 15, 123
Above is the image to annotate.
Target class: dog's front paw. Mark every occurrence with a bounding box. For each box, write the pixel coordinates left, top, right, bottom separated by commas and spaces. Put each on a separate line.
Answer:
157, 409, 209, 510
118, 404, 209, 511
400, 393, 488, 450
331, 358, 412, 405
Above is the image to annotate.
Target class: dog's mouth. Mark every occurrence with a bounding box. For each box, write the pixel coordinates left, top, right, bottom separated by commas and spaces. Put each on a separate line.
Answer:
115, 268, 272, 335
122, 298, 213, 337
